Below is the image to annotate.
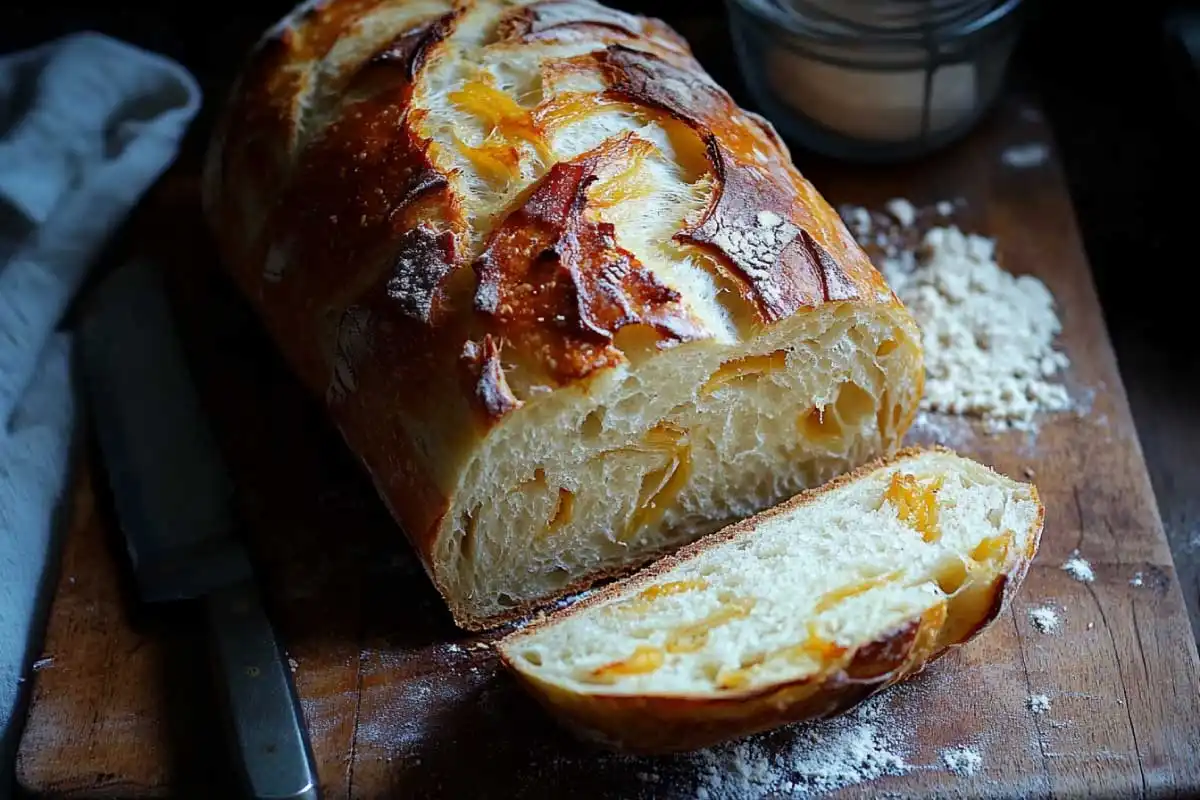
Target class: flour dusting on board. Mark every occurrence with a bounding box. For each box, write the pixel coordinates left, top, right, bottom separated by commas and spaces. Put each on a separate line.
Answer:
840, 200, 1073, 435
685, 692, 910, 798
1029, 606, 1060, 634
907, 410, 976, 450
1061, 551, 1095, 583
940, 745, 984, 776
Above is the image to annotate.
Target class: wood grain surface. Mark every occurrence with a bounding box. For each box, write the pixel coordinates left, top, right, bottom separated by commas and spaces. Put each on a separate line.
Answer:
14, 95, 1200, 799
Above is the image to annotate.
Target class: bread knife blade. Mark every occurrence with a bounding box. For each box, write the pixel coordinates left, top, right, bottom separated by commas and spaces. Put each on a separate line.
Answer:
78, 259, 319, 800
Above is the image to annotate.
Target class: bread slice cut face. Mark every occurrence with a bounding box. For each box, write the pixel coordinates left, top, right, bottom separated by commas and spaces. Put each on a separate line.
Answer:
498, 447, 1043, 754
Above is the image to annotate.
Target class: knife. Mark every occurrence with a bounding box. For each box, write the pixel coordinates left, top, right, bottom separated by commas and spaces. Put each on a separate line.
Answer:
79, 259, 319, 800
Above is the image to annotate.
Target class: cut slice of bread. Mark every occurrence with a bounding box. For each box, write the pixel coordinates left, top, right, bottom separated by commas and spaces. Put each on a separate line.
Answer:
497, 447, 1043, 754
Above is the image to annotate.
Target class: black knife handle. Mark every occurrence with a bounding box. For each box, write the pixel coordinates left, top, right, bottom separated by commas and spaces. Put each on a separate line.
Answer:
206, 582, 320, 800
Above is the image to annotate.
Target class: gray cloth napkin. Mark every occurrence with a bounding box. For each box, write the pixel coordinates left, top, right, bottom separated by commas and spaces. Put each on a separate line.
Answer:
0, 32, 200, 778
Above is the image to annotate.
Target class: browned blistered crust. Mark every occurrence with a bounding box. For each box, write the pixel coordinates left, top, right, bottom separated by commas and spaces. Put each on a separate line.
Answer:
385, 225, 458, 323
498, 447, 1045, 753
206, 6, 471, 559
203, 0, 921, 631
598, 45, 784, 162
678, 142, 859, 321
369, 10, 460, 77
204, 0, 409, 245
595, 45, 882, 323
495, 0, 689, 52
473, 136, 705, 385
267, 102, 451, 304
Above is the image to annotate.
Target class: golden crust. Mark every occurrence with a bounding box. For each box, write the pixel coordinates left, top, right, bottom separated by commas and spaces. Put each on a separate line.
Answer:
473, 136, 707, 388
203, 0, 921, 630
498, 447, 1045, 753
494, 0, 690, 52
595, 44, 889, 321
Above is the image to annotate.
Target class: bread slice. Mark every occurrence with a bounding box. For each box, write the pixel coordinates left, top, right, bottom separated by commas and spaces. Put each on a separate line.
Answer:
498, 447, 1043, 754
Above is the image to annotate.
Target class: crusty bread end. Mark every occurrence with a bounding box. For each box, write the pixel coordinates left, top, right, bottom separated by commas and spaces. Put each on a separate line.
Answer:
498, 446, 1043, 754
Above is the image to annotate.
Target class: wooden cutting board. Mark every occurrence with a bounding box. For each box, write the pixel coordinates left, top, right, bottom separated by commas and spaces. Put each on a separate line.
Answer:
14, 94, 1200, 799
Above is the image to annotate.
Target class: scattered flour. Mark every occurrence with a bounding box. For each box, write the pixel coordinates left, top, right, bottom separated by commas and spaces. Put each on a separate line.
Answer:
1001, 142, 1050, 168
1027, 694, 1051, 715
1061, 552, 1095, 583
1029, 606, 1060, 634
907, 410, 975, 450
1129, 572, 1144, 587
688, 694, 909, 798
940, 746, 984, 776
839, 201, 1072, 432
885, 197, 917, 227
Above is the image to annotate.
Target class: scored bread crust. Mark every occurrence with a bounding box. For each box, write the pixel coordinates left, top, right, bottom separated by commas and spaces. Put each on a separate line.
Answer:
203, 0, 924, 629
498, 447, 1044, 754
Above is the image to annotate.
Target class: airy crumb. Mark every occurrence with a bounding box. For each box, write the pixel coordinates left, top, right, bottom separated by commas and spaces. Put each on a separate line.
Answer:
1023, 466, 1036, 479
288, 657, 299, 673
941, 746, 984, 777
1027, 694, 1051, 714
1029, 606, 1060, 633
1062, 552, 1095, 583
1129, 572, 1144, 587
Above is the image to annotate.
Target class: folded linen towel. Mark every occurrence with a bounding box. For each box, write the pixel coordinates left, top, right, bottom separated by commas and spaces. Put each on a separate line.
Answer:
0, 32, 200, 778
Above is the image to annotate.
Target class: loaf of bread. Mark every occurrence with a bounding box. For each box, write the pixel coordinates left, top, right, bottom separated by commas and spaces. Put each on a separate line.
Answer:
499, 448, 1043, 753
203, 0, 924, 629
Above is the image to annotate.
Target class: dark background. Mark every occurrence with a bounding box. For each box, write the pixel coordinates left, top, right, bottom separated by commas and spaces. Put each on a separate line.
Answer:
3, 1, 1199, 639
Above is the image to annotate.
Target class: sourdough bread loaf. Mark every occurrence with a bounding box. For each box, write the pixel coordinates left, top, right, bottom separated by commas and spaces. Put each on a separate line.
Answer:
499, 448, 1043, 753
203, 0, 925, 630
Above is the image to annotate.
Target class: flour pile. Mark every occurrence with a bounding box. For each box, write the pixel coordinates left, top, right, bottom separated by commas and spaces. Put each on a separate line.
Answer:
1029, 606, 1061, 634
841, 201, 1071, 431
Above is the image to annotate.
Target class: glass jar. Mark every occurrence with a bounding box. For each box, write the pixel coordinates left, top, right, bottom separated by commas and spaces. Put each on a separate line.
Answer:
726, 0, 1026, 163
